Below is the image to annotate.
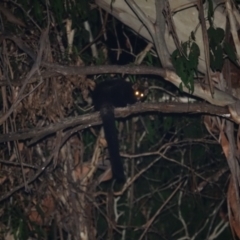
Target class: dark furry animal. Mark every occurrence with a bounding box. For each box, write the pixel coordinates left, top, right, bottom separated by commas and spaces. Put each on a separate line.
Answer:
92, 79, 144, 181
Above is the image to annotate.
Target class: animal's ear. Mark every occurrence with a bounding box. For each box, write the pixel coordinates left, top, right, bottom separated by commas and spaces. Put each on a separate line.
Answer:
132, 82, 139, 91
132, 80, 144, 90
143, 80, 149, 96
133, 80, 149, 95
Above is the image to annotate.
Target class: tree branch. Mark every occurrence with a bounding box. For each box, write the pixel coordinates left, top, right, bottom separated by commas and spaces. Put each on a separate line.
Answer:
0, 102, 229, 143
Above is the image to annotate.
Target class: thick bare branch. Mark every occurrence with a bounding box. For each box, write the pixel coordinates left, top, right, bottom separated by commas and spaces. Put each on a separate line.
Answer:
0, 102, 228, 143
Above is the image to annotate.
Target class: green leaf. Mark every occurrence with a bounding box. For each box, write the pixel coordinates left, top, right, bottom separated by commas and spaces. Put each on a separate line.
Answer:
207, 26, 225, 71
215, 28, 225, 43
171, 40, 198, 93
207, 27, 225, 45
224, 42, 237, 64
207, 0, 214, 26
189, 42, 200, 69
214, 45, 224, 70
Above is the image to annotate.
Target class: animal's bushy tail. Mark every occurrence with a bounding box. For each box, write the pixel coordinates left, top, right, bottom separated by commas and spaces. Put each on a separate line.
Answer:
100, 104, 125, 181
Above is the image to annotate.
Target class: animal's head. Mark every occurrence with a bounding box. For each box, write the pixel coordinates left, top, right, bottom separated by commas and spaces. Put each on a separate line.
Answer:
132, 81, 148, 102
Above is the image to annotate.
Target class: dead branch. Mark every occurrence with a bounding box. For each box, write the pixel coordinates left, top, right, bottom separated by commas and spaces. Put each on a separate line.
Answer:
0, 102, 228, 143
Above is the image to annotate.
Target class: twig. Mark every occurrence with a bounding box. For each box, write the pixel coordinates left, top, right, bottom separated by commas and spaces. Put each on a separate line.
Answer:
139, 181, 182, 240
0, 28, 48, 125
197, 0, 214, 96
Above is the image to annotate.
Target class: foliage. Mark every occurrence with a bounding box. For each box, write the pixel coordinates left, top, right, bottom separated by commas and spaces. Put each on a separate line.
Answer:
208, 27, 225, 71
171, 39, 200, 93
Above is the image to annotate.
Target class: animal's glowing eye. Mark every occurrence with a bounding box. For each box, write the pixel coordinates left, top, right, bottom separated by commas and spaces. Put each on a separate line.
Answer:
135, 91, 139, 95
140, 93, 144, 97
